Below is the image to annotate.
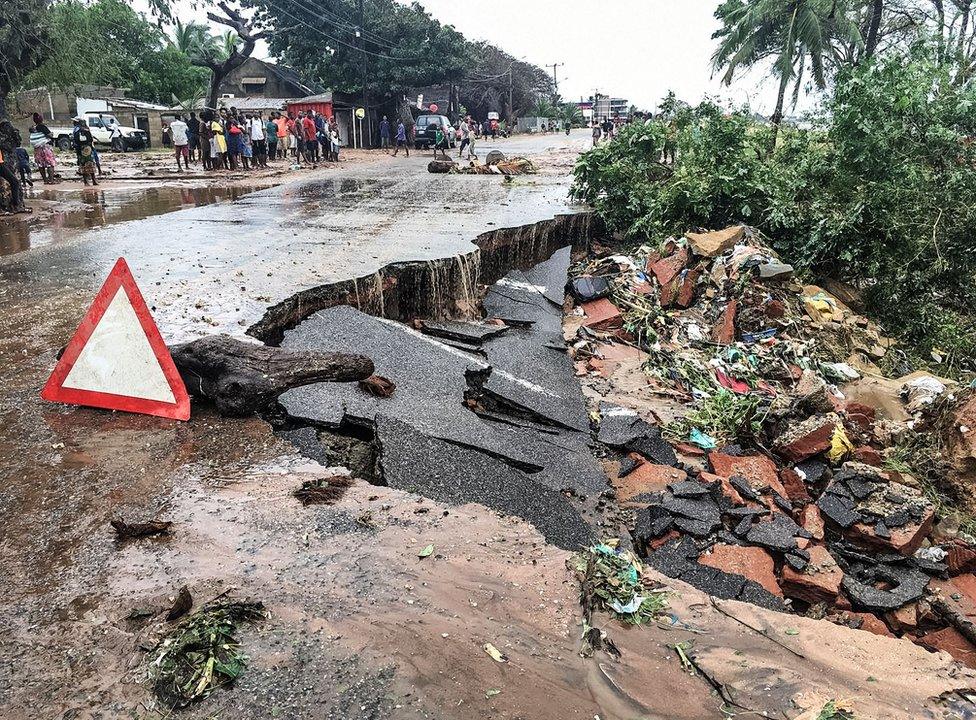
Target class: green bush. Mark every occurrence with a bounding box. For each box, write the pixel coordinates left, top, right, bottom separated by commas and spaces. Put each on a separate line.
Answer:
572, 44, 976, 372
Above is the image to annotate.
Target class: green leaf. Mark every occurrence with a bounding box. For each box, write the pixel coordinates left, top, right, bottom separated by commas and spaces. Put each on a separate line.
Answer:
418, 544, 434, 558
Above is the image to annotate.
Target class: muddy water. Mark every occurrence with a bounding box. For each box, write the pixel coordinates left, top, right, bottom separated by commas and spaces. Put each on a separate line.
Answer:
0, 185, 262, 256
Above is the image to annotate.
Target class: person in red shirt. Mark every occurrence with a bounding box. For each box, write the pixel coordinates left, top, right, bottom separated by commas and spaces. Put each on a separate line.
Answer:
285, 113, 298, 160
302, 112, 318, 163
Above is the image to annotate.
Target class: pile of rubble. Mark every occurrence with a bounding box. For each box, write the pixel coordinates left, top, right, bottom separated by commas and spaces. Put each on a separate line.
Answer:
566, 224, 976, 666
427, 154, 536, 176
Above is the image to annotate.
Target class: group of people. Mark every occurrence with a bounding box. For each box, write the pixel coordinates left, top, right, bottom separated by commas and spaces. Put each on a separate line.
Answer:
163, 108, 344, 173
378, 114, 504, 161
591, 116, 624, 147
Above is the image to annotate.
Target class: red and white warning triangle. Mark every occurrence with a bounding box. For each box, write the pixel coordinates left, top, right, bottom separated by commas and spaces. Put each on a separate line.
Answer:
41, 257, 190, 420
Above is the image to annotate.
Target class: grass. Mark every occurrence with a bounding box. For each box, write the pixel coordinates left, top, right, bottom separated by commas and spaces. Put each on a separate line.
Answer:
148, 601, 266, 709
665, 389, 767, 445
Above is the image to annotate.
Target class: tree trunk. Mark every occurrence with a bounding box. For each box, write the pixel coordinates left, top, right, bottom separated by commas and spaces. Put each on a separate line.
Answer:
169, 334, 374, 416
864, 0, 883, 59
768, 68, 790, 156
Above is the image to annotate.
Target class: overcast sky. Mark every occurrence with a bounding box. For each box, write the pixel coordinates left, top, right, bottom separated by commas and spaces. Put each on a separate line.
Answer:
138, 0, 821, 114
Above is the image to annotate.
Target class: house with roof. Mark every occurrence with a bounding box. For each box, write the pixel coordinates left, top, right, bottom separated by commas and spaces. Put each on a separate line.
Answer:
216, 58, 324, 103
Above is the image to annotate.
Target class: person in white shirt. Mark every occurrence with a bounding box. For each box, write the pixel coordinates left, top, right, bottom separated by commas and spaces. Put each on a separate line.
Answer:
249, 114, 267, 167
169, 115, 189, 171
458, 118, 472, 159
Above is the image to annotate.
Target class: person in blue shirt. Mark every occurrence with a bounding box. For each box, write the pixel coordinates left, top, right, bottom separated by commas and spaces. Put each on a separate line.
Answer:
15, 147, 33, 187
379, 115, 391, 152
392, 119, 409, 157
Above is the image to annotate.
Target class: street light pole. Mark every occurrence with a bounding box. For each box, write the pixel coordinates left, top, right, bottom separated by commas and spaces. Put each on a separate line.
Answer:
356, 0, 371, 148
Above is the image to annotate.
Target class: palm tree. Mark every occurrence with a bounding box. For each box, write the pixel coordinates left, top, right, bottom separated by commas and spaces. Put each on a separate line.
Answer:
170, 18, 218, 58
219, 30, 241, 61
712, 0, 861, 150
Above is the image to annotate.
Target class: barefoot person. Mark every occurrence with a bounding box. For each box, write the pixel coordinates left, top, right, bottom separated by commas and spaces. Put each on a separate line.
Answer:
392, 119, 409, 157
169, 114, 190, 172
29, 113, 57, 184
74, 120, 98, 186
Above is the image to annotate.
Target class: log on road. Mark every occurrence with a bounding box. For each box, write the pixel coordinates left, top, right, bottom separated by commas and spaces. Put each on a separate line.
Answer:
170, 334, 374, 416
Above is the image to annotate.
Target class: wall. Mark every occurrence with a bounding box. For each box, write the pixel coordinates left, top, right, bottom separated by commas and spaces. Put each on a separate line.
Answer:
218, 58, 304, 100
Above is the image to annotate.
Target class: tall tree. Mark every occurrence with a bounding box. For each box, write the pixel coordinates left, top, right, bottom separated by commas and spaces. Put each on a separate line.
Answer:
0, 0, 48, 119
712, 0, 862, 150
191, 2, 268, 109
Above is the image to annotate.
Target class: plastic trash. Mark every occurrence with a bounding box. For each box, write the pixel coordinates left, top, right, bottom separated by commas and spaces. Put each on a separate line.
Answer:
569, 275, 611, 302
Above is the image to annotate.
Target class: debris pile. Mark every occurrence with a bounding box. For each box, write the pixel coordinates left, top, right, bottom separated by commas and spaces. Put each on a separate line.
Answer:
567, 224, 976, 666
427, 155, 536, 175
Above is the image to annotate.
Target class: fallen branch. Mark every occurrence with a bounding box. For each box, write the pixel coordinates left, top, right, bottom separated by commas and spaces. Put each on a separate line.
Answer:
170, 334, 374, 416
708, 597, 806, 659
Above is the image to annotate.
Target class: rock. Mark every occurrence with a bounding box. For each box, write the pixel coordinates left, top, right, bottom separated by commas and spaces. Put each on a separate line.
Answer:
774, 414, 838, 462
614, 463, 686, 504
698, 544, 782, 597
580, 298, 623, 332
854, 446, 883, 467
758, 261, 794, 281
946, 392, 976, 515
427, 159, 457, 173
917, 627, 976, 668
946, 543, 976, 576
886, 603, 920, 632
649, 247, 690, 286
684, 225, 745, 258
659, 276, 680, 309
800, 504, 825, 541
779, 545, 843, 605
709, 452, 787, 498
711, 299, 738, 345
795, 370, 835, 415
675, 266, 703, 309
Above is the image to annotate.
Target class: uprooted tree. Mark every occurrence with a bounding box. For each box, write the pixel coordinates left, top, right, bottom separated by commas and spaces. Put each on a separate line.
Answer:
191, 1, 268, 109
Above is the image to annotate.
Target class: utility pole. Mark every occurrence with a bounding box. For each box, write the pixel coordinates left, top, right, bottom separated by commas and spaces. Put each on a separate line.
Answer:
546, 62, 564, 99
507, 66, 513, 126
356, 0, 371, 148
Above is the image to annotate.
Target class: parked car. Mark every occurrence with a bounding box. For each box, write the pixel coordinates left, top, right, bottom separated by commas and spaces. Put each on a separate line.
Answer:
48, 112, 149, 152
413, 114, 456, 150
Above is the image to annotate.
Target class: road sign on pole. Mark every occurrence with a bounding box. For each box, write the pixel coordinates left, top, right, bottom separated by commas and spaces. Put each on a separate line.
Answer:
41, 257, 190, 421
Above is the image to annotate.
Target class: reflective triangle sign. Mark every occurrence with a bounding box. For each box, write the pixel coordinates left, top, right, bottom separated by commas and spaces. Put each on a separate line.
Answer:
41, 257, 190, 420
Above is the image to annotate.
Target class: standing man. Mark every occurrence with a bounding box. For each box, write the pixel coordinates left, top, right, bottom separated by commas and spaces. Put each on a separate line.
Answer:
169, 114, 190, 172
249, 112, 267, 168
265, 113, 278, 164
392, 118, 409, 157
591, 121, 602, 147
186, 112, 200, 163
379, 115, 391, 153
458, 118, 471, 159
302, 111, 318, 163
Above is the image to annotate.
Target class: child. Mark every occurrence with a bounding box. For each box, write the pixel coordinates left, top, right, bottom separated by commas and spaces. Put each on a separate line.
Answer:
15, 147, 33, 187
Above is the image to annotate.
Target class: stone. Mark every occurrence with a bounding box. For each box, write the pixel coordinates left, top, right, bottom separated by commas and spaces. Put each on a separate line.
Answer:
698, 544, 782, 597
800, 504, 825, 541
795, 370, 835, 415
649, 247, 690, 286
684, 225, 745, 258
854, 446, 883, 467
676, 266, 703, 309
917, 627, 976, 668
758, 261, 794, 281
779, 545, 842, 604
885, 603, 919, 632
780, 467, 812, 504
614, 463, 686, 504
946, 544, 976, 576
774, 415, 838, 462
845, 509, 935, 556
709, 452, 787, 497
711, 299, 738, 345
580, 298, 623, 332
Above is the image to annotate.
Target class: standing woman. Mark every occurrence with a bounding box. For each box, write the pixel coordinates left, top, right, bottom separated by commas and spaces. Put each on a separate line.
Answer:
227, 117, 242, 170
74, 120, 98, 186
29, 113, 57, 184
199, 110, 214, 171
210, 113, 228, 170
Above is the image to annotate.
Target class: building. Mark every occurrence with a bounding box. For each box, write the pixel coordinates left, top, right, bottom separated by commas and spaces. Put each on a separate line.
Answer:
216, 58, 324, 103
578, 94, 630, 123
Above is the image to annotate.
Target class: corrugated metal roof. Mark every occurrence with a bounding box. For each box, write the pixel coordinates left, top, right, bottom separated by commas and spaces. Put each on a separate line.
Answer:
218, 97, 294, 111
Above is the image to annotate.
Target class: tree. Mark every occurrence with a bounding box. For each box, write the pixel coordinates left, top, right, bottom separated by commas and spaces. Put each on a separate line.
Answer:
459, 42, 554, 122
712, 0, 862, 150
190, 2, 268, 109
0, 0, 48, 119
171, 18, 219, 58
22, 0, 207, 105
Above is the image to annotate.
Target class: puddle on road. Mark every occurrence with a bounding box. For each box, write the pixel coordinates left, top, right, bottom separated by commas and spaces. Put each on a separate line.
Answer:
0, 185, 263, 256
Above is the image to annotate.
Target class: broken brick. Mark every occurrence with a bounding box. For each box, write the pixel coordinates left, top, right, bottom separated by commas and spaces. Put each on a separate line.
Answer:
845, 508, 935, 556
674, 442, 706, 458
676, 266, 703, 309
779, 545, 843, 605
649, 247, 690, 286
711, 299, 738, 345
614, 464, 687, 504
800, 504, 825, 541
885, 603, 919, 632
946, 543, 976, 576
764, 299, 786, 319
773, 415, 837, 462
853, 446, 883, 467
709, 452, 787, 498
846, 611, 894, 637
684, 226, 745, 258
917, 627, 976, 668
647, 529, 681, 551
698, 544, 782, 597
700, 471, 745, 506
580, 298, 623, 332
659, 276, 680, 308
845, 402, 877, 423
780, 468, 812, 504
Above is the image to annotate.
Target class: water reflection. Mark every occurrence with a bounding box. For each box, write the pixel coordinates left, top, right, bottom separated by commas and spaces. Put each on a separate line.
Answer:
0, 185, 262, 257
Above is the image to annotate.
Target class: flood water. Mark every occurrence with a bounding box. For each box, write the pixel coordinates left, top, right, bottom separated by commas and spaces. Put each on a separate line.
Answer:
0, 185, 262, 256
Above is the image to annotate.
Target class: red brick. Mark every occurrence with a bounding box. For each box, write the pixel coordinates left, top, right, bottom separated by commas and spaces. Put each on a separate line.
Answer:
800, 504, 825, 541
780, 468, 812, 504
853, 446, 883, 466
708, 453, 786, 498
699, 544, 782, 597
947, 544, 976, 576
932, 575, 976, 613
764, 299, 786, 319
676, 267, 702, 309
614, 463, 687, 504
846, 611, 894, 637
659, 276, 680, 308
649, 247, 690, 286
779, 545, 843, 605
845, 509, 935, 556
917, 627, 976, 668
711, 299, 738, 345
773, 416, 836, 462
885, 603, 920, 632
674, 442, 706, 458
633, 281, 654, 296
700, 471, 745, 506
648, 529, 681, 551
845, 402, 877, 422
580, 298, 623, 332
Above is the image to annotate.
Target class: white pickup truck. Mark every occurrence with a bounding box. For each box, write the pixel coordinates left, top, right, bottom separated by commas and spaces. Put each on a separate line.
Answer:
47, 112, 149, 152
